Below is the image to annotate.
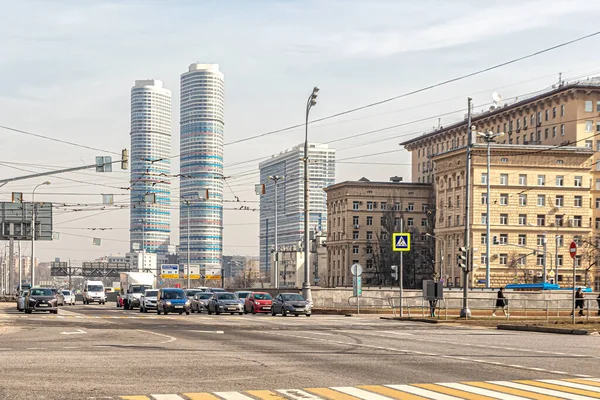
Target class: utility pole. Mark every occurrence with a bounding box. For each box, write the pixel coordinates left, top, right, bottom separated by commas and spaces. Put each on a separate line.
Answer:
400, 219, 404, 318
543, 232, 548, 283
269, 175, 284, 289
18, 241, 21, 292
461, 98, 473, 318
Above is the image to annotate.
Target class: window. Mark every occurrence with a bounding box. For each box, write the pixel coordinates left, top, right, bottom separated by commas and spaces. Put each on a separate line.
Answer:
481, 193, 488, 205
481, 253, 487, 265
481, 173, 488, 184
575, 255, 581, 268
585, 100, 593, 112
366, 231, 373, 240
456, 196, 460, 208
407, 203, 414, 211
537, 235, 545, 246
500, 193, 508, 205
380, 202, 387, 210
556, 235, 564, 247
456, 215, 460, 226
530, 115, 535, 126
586, 140, 593, 149
447, 216, 451, 227
537, 111, 542, 123
597, 101, 600, 112
537, 254, 544, 266
552, 126, 557, 137
586, 120, 593, 132
353, 201, 359, 210
574, 195, 583, 207
499, 254, 508, 265
518, 174, 527, 186
537, 214, 545, 226
353, 216, 359, 226
545, 109, 549, 121
352, 246, 359, 254
596, 218, 600, 230
537, 195, 545, 206
561, 104, 565, 116
393, 202, 400, 211
596, 198, 600, 209
597, 178, 600, 190
366, 202, 373, 211
407, 218, 414, 227
500, 174, 508, 185
519, 194, 527, 206
500, 214, 508, 225
481, 213, 488, 224
499, 233, 508, 244
519, 214, 527, 225
544, 128, 549, 139
538, 175, 545, 186
557, 255, 563, 267
394, 217, 400, 227
555, 215, 563, 227
573, 216, 582, 227
421, 218, 427, 227
518, 234, 526, 246
552, 107, 556, 119
561, 124, 565, 136
556, 175, 564, 187
353, 231, 359, 240
555, 195, 564, 207
501, 157, 508, 163
574, 176, 582, 187
481, 233, 487, 244
366, 216, 373, 226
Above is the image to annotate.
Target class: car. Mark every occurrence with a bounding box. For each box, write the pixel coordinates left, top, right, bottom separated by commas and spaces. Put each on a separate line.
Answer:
194, 286, 210, 292
235, 291, 252, 305
191, 292, 213, 313
156, 288, 190, 315
271, 293, 311, 317
50, 288, 65, 306
244, 292, 273, 314
17, 290, 28, 312
24, 287, 59, 314
61, 290, 76, 305
207, 292, 243, 315
185, 289, 203, 300
140, 289, 159, 313
206, 288, 227, 293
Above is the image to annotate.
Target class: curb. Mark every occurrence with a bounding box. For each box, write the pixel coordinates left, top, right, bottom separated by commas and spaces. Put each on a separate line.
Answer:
379, 316, 455, 324
497, 324, 588, 335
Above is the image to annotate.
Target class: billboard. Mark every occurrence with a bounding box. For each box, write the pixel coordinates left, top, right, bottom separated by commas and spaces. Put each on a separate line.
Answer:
183, 265, 200, 279
205, 266, 222, 280
0, 202, 53, 241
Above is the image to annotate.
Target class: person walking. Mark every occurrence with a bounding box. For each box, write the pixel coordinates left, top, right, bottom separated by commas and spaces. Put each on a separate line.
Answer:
572, 288, 585, 317
492, 287, 508, 317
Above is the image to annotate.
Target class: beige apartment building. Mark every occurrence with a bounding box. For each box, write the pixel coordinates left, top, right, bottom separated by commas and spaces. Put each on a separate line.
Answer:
324, 177, 433, 287
402, 79, 600, 289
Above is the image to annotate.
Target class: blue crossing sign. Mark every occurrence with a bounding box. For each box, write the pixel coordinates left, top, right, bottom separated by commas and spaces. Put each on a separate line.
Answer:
392, 233, 411, 252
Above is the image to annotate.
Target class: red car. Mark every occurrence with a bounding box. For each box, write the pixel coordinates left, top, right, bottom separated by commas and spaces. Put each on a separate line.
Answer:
244, 292, 273, 314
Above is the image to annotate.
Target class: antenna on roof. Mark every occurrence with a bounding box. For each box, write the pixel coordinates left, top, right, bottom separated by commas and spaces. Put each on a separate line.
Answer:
558, 72, 562, 87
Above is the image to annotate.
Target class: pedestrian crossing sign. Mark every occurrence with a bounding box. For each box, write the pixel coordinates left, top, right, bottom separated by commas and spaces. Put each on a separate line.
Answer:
392, 233, 411, 252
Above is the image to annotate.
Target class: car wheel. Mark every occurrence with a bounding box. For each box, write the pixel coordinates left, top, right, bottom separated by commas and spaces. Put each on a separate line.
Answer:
306, 314, 311, 317
208, 309, 213, 315
239, 312, 243, 315
179, 312, 183, 315
144, 308, 148, 313
52, 310, 58, 314
252, 307, 256, 315
25, 309, 32, 314
243, 307, 248, 314
215, 309, 220, 315
295, 314, 299, 317
281, 308, 287, 317
139, 306, 143, 313
271, 308, 276, 316
186, 311, 190, 315
157, 308, 161, 315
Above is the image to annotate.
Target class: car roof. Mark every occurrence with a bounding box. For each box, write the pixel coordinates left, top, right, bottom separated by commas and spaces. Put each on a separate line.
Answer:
235, 291, 251, 294
162, 288, 184, 292
251, 292, 270, 294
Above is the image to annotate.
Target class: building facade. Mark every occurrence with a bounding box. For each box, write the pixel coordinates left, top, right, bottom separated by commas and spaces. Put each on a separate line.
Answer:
324, 178, 434, 287
130, 79, 172, 254
259, 143, 335, 276
179, 64, 224, 272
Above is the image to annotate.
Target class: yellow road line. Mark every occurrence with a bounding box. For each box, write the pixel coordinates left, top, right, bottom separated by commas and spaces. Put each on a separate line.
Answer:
515, 380, 600, 398
357, 385, 427, 400
246, 390, 287, 400
305, 387, 361, 400
184, 393, 223, 400
413, 383, 497, 399
463, 381, 564, 399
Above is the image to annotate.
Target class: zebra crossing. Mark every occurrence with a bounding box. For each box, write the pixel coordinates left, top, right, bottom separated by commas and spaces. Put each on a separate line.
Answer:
120, 378, 600, 399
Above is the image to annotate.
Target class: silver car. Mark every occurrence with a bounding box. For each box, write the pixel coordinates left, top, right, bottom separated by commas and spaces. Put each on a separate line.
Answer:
62, 290, 76, 305
17, 290, 28, 312
140, 289, 159, 313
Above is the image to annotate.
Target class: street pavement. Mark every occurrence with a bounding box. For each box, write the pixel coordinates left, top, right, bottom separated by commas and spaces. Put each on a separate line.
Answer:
0, 302, 599, 399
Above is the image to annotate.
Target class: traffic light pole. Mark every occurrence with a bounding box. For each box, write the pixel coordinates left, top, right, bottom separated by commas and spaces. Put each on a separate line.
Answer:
461, 98, 473, 318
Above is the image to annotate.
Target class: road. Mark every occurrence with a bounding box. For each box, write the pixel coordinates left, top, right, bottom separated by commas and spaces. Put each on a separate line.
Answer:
0, 302, 599, 399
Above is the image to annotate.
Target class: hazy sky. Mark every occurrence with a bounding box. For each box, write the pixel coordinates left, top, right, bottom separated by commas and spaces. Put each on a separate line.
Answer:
2, 0, 600, 263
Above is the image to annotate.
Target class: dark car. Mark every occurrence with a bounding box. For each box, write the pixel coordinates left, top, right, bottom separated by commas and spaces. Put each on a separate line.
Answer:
25, 287, 59, 314
156, 288, 190, 315
244, 292, 273, 314
271, 293, 311, 317
207, 292, 243, 315
191, 292, 213, 313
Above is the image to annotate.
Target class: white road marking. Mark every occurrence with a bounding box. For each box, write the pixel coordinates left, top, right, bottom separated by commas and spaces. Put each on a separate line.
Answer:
214, 392, 255, 400
151, 395, 186, 400
60, 329, 87, 335
63, 346, 81, 349
276, 389, 322, 400
26, 347, 45, 350
491, 381, 594, 400
539, 380, 600, 392
386, 385, 463, 400
332, 387, 399, 400
136, 329, 177, 344
188, 330, 225, 334
438, 382, 527, 399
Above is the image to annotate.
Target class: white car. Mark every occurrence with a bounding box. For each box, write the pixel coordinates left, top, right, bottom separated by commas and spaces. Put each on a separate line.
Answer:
62, 290, 76, 305
139, 289, 158, 313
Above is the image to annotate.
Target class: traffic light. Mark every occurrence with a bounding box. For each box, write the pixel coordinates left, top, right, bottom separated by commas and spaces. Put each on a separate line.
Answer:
391, 265, 398, 281
493, 235, 499, 245
121, 148, 128, 170
457, 247, 468, 271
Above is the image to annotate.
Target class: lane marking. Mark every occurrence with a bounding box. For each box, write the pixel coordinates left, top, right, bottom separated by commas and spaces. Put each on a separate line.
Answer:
491, 381, 594, 400
358, 385, 427, 400
214, 392, 254, 400
386, 385, 462, 400
306, 387, 363, 400
183, 394, 222, 400
515, 380, 600, 398
412, 383, 497, 400
136, 329, 176, 344
60, 328, 87, 335
188, 330, 225, 334
335, 386, 425, 400
462, 381, 564, 400
150, 395, 186, 400
435, 383, 524, 400
276, 389, 322, 400
246, 390, 287, 400
540, 380, 600, 393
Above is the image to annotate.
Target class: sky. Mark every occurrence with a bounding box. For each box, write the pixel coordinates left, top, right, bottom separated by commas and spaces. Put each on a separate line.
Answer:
2, 0, 600, 264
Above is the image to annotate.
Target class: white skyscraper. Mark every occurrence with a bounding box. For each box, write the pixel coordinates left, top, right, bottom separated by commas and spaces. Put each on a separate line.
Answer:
259, 143, 335, 275
179, 64, 224, 271
130, 80, 172, 254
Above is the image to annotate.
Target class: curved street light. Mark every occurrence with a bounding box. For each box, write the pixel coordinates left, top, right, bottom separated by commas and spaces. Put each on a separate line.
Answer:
31, 181, 51, 287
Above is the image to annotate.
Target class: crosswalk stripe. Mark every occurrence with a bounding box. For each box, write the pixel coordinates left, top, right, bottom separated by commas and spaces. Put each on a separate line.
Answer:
358, 385, 427, 400
542, 380, 600, 393
463, 381, 564, 400
332, 387, 400, 400
246, 390, 287, 400
120, 396, 150, 400
413, 383, 498, 399
276, 389, 322, 400
214, 392, 255, 400
515, 381, 600, 398
570, 380, 600, 388
183, 394, 222, 400
491, 381, 595, 400
435, 383, 528, 400
387, 385, 462, 400
306, 387, 362, 400
151, 395, 186, 400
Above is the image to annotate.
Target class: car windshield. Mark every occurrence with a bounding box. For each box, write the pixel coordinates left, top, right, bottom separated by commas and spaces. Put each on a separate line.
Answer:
88, 285, 103, 292
186, 290, 201, 297
282, 294, 304, 301
30, 288, 53, 296
145, 290, 158, 297
62, 291, 70, 295
163, 290, 186, 300
236, 292, 250, 299
197, 293, 212, 299
254, 293, 272, 300
132, 285, 152, 293
218, 293, 236, 300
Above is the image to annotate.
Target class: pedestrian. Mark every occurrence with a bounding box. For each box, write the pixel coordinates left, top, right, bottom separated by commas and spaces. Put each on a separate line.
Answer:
492, 287, 508, 317
573, 288, 585, 317
596, 293, 600, 316
429, 299, 437, 317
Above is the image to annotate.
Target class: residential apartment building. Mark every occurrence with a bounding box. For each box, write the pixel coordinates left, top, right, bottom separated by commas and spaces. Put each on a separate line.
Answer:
259, 143, 335, 276
324, 177, 433, 287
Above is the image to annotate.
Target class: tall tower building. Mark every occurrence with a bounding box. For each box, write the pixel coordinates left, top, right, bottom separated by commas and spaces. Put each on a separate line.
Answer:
130, 79, 172, 254
179, 64, 224, 271
259, 143, 336, 275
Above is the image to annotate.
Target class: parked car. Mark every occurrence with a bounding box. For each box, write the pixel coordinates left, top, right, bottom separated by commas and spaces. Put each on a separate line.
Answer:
140, 289, 159, 313
25, 287, 59, 314
207, 292, 243, 315
235, 291, 252, 303
244, 292, 273, 314
61, 290, 76, 306
191, 292, 213, 313
17, 290, 28, 312
50, 288, 65, 306
271, 293, 311, 317
156, 288, 190, 315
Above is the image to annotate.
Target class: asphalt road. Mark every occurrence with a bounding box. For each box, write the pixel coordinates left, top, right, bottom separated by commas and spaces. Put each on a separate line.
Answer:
0, 302, 599, 400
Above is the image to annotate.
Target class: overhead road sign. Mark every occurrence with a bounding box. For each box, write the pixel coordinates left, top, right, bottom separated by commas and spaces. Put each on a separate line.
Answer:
161, 264, 179, 279
392, 233, 411, 252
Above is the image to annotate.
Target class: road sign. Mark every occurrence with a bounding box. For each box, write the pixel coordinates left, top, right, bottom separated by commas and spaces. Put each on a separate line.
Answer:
161, 264, 179, 279
353, 276, 362, 297
205, 266, 222, 280
569, 241, 577, 259
392, 233, 411, 252
184, 265, 200, 279
351, 263, 363, 276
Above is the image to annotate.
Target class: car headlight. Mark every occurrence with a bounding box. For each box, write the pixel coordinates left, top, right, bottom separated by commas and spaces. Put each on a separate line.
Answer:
166, 301, 172, 306
200, 301, 205, 305
185, 300, 191, 305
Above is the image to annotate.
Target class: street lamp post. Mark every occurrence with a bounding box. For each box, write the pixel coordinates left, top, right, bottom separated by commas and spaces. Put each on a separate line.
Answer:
269, 175, 284, 289
31, 181, 50, 287
425, 233, 445, 284
303, 86, 319, 304
476, 130, 504, 288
